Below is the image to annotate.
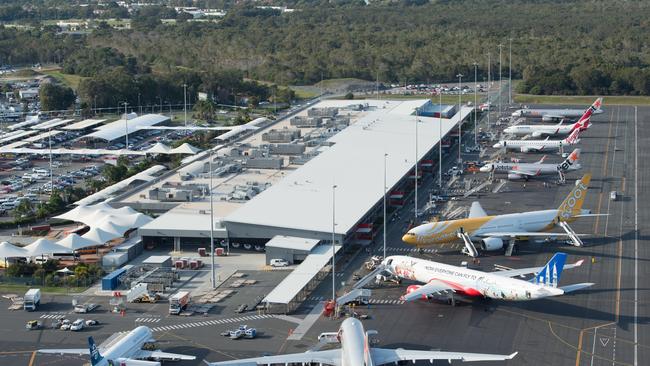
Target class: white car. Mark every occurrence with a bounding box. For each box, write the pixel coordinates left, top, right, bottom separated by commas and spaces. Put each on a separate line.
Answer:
70, 319, 84, 331
59, 319, 71, 330
269, 259, 289, 267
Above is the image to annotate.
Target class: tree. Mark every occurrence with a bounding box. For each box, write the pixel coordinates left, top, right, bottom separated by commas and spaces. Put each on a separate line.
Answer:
192, 99, 216, 121
47, 192, 65, 212
13, 199, 33, 221
39, 83, 75, 111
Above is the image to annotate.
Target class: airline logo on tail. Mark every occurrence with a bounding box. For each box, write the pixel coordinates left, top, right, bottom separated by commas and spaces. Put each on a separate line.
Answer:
557, 149, 580, 172
563, 128, 581, 144
88, 337, 103, 366
557, 173, 591, 221
534, 253, 568, 287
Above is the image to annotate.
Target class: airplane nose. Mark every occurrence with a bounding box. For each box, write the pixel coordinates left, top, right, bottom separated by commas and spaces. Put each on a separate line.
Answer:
479, 165, 490, 172
402, 233, 417, 245
493, 142, 502, 148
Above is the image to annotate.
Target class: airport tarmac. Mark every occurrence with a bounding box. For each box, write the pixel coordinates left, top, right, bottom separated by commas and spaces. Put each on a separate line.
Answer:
0, 103, 647, 365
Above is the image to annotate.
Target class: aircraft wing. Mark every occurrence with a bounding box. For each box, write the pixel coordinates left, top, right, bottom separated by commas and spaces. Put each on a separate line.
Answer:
544, 114, 565, 119
510, 169, 538, 176
205, 349, 342, 366
478, 231, 587, 238
370, 348, 518, 365
493, 259, 585, 278
401, 279, 454, 302
135, 350, 196, 361
468, 202, 488, 218
37, 348, 89, 355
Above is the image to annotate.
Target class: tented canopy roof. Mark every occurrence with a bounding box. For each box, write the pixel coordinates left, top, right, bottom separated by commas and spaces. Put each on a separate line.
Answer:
82, 227, 121, 244
0, 241, 28, 258
146, 142, 172, 154
57, 234, 99, 251
169, 143, 201, 155
24, 238, 71, 256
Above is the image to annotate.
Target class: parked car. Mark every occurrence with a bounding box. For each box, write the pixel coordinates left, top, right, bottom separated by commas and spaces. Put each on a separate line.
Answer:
70, 319, 84, 331
269, 259, 289, 267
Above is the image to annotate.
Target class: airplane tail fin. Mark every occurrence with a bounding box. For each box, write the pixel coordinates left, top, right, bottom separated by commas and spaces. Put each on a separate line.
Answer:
556, 173, 591, 221
534, 253, 568, 287
556, 149, 580, 172
88, 337, 103, 366
563, 128, 581, 144
536, 155, 547, 164
574, 97, 602, 128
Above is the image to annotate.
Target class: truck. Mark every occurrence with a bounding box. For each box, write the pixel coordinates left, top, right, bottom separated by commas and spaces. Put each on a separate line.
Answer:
168, 291, 190, 315
73, 303, 99, 313
128, 283, 160, 304
24, 289, 41, 311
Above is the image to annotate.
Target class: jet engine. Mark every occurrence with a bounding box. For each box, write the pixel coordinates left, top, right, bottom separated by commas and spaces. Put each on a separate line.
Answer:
507, 173, 524, 180
405, 285, 427, 300
531, 131, 543, 138
480, 237, 504, 251
520, 146, 532, 153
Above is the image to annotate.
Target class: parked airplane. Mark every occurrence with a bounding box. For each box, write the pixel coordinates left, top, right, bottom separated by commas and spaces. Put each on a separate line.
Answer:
511, 97, 603, 121
38, 326, 195, 366
206, 317, 517, 365
504, 98, 600, 137
492, 126, 581, 153
382, 252, 593, 304
402, 174, 594, 256
479, 148, 581, 181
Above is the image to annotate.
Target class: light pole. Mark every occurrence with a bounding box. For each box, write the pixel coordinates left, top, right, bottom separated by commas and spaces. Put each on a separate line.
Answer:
473, 62, 478, 147
331, 184, 337, 304
209, 149, 215, 288
438, 91, 442, 189
414, 108, 419, 220
383, 153, 388, 260
48, 128, 53, 197
156, 96, 162, 113
138, 93, 142, 115
121, 101, 129, 148
509, 38, 513, 105
487, 52, 491, 131
456, 73, 463, 166
183, 83, 188, 127
498, 43, 503, 117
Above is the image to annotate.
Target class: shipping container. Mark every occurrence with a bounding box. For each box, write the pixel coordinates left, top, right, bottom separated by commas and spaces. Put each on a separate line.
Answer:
102, 252, 129, 268
101, 268, 126, 291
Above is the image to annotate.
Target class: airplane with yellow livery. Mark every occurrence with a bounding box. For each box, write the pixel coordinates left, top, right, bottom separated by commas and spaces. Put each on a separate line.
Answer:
402, 174, 595, 257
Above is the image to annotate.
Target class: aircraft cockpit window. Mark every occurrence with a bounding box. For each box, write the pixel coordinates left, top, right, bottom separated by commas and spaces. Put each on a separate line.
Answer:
386, 259, 393, 266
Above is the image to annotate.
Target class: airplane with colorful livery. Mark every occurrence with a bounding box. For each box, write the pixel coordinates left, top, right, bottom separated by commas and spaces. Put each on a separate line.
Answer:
504, 98, 600, 137
511, 97, 603, 121
402, 174, 594, 256
479, 148, 581, 181
383, 252, 593, 304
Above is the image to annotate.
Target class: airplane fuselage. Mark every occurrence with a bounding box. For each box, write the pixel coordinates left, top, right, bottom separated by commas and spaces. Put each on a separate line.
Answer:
339, 318, 370, 366
504, 124, 575, 136
512, 108, 590, 119
386, 255, 563, 301
99, 326, 153, 365
403, 209, 559, 246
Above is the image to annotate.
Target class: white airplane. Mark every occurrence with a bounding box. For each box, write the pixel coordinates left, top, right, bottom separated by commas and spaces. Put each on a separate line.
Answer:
504, 98, 600, 137
38, 325, 195, 366
511, 98, 603, 121
206, 317, 517, 365
492, 126, 581, 153
381, 252, 593, 303
402, 174, 594, 256
479, 148, 581, 180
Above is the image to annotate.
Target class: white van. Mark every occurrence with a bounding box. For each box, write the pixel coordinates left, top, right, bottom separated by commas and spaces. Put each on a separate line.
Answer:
270, 259, 289, 267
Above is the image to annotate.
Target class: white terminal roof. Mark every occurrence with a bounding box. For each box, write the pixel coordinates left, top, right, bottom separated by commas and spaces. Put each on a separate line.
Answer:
137, 204, 229, 239
225, 99, 472, 237
63, 118, 106, 130
84, 114, 169, 141
263, 244, 340, 305
31, 118, 74, 130
75, 165, 167, 206
24, 130, 65, 142
265, 235, 320, 251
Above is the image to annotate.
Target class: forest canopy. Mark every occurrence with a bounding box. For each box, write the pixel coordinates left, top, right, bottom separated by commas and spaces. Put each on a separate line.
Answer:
2, 1, 650, 95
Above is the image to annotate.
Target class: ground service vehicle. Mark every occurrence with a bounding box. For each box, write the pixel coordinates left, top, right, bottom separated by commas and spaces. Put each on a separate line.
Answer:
169, 291, 190, 315
24, 288, 41, 311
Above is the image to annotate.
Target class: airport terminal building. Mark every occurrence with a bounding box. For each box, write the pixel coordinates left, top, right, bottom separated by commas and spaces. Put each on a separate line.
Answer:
134, 99, 473, 254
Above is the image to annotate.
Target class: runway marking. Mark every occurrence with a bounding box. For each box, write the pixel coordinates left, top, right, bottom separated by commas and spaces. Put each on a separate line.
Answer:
135, 317, 161, 323
28, 351, 36, 366
633, 105, 638, 366
149, 314, 276, 332
39, 314, 65, 319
